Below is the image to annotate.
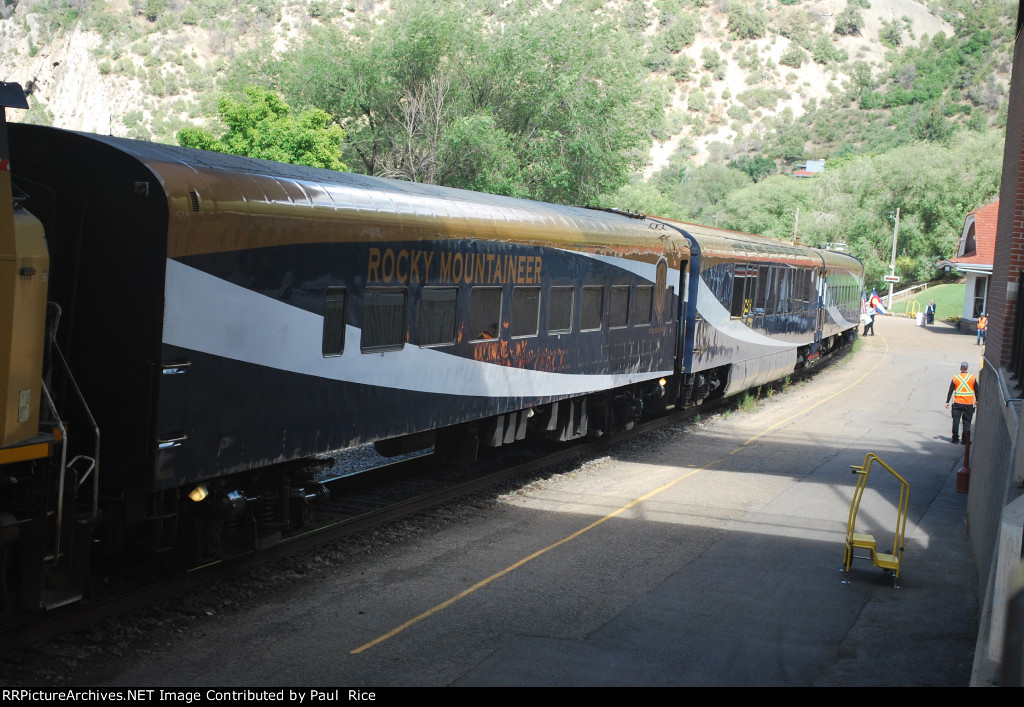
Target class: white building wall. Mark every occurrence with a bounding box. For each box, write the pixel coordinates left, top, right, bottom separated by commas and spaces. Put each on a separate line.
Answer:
962, 273, 990, 320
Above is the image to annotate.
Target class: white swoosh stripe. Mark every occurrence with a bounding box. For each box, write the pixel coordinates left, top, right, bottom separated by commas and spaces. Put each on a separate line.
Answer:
163, 260, 671, 398
560, 249, 680, 284
696, 279, 793, 348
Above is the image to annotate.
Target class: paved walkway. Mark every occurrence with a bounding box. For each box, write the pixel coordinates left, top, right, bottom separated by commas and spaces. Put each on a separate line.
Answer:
103, 316, 981, 687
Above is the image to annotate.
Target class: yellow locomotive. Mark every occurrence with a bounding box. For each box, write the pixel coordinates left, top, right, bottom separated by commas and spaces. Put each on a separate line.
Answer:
1, 82, 91, 622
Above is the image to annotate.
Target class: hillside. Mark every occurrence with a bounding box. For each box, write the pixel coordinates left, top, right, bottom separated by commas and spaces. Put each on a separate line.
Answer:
650, 0, 955, 172
0, 0, 974, 177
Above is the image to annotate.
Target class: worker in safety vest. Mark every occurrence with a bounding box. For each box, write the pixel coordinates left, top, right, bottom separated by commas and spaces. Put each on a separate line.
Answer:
945, 361, 979, 445
977, 313, 988, 346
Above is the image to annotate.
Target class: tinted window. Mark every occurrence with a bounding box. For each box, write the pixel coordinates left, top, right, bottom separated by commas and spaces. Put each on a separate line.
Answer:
766, 267, 779, 313
609, 286, 629, 328
322, 287, 347, 357
361, 289, 407, 352
755, 266, 770, 311
731, 265, 752, 317
634, 286, 653, 326
511, 287, 541, 338
548, 287, 574, 333
419, 287, 458, 347
470, 287, 502, 341
581, 286, 603, 331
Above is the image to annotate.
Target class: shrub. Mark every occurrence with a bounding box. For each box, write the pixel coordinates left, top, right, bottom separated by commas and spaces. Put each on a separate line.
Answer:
834, 6, 862, 36
662, 13, 698, 51
145, 0, 166, 22
780, 45, 807, 69
727, 104, 751, 122
726, 6, 767, 40
812, 35, 839, 64
149, 71, 166, 97
737, 87, 786, 110
879, 19, 903, 48
670, 54, 692, 81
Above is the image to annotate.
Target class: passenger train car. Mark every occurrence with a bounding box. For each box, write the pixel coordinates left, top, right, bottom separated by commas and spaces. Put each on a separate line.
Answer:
0, 84, 862, 625
669, 220, 863, 401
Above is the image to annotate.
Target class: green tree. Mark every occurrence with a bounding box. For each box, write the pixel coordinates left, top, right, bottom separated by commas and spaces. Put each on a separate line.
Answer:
263, 0, 654, 205
729, 155, 775, 182
623, 0, 649, 33
845, 60, 875, 102
834, 5, 863, 36
911, 107, 953, 144
726, 6, 767, 40
879, 19, 903, 48
701, 131, 1003, 292
780, 45, 807, 69
659, 162, 753, 225
599, 180, 686, 220
812, 35, 839, 64
776, 7, 813, 47
144, 0, 166, 22
662, 14, 698, 51
177, 86, 347, 171
671, 53, 693, 82
701, 47, 725, 80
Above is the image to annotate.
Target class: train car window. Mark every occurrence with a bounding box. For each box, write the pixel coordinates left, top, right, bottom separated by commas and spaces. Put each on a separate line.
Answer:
776, 268, 790, 314
361, 288, 408, 353
730, 265, 751, 318
470, 287, 502, 341
581, 286, 604, 331
548, 286, 574, 334
511, 286, 541, 338
609, 286, 630, 329
765, 267, 779, 314
755, 266, 770, 313
635, 286, 653, 326
419, 287, 459, 347
322, 286, 347, 357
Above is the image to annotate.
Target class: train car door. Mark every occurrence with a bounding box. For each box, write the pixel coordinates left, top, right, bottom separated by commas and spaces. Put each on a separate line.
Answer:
675, 256, 690, 381
815, 267, 826, 344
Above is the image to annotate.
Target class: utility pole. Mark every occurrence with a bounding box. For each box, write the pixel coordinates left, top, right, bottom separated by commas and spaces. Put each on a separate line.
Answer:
792, 208, 800, 246
888, 208, 900, 310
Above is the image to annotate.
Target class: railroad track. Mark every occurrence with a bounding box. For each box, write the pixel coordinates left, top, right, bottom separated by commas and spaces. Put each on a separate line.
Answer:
0, 343, 850, 657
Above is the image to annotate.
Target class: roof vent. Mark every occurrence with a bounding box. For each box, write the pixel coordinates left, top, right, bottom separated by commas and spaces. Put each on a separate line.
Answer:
189, 190, 201, 212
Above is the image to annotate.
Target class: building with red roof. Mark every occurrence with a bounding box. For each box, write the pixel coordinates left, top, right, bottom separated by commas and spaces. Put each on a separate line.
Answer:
950, 199, 998, 320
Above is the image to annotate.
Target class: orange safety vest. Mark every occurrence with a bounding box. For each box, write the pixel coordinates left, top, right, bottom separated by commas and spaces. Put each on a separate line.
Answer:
978, 316, 988, 331
953, 373, 977, 405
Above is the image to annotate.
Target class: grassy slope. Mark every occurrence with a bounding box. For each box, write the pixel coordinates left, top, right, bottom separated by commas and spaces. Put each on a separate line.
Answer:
891, 281, 967, 322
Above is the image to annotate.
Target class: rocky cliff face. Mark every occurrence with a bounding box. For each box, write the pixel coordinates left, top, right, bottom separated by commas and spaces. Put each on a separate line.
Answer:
4, 25, 126, 135
0, 0, 961, 170
0, 0, 316, 140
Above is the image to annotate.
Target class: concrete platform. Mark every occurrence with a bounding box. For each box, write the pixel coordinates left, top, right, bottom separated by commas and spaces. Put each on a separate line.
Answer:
103, 315, 982, 687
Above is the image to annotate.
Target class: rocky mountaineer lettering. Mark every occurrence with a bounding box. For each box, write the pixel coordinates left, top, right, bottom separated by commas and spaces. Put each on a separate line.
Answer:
368, 247, 541, 285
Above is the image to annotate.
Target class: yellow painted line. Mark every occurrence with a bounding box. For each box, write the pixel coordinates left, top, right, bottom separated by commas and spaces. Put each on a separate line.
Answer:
350, 337, 890, 654
732, 336, 891, 452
